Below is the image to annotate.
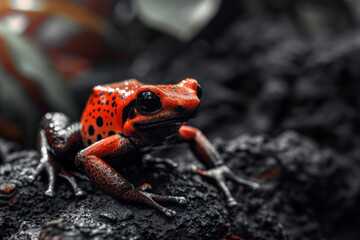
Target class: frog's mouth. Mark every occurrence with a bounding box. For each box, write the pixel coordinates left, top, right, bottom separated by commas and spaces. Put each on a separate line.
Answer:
134, 112, 198, 129
134, 117, 190, 129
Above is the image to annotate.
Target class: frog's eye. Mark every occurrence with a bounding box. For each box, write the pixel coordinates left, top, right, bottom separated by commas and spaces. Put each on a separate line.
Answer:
136, 91, 161, 113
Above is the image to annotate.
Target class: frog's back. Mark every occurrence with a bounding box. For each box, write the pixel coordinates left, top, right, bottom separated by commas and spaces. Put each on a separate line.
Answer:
80, 79, 143, 146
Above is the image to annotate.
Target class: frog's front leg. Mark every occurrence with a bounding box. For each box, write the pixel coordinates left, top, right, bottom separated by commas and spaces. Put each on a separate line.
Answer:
30, 113, 85, 197
75, 134, 186, 217
178, 126, 259, 207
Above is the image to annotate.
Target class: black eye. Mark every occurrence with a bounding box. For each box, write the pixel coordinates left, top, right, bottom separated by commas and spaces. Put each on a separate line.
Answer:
136, 91, 161, 113
197, 84, 202, 99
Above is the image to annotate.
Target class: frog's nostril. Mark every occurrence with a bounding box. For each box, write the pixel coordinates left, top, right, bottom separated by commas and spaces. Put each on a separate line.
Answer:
176, 105, 185, 113
196, 84, 202, 99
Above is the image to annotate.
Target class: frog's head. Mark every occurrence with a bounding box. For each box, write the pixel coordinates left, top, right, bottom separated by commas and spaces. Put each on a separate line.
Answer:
123, 78, 201, 135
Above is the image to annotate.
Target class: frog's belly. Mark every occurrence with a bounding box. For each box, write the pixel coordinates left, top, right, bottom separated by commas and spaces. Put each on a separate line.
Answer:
104, 151, 144, 168
139, 133, 178, 153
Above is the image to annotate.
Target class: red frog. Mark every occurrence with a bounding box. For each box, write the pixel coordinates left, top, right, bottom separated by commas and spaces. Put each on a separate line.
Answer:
29, 79, 259, 216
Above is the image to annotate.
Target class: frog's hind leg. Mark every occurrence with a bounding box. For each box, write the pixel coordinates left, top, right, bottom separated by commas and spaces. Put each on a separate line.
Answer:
29, 113, 85, 197
75, 134, 187, 217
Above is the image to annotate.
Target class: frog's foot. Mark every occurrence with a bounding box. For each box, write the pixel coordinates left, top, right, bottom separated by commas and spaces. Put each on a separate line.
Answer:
144, 191, 187, 205
28, 130, 85, 197
28, 156, 85, 197
191, 165, 259, 207
143, 154, 178, 169
137, 189, 187, 217
122, 184, 187, 217
137, 184, 188, 206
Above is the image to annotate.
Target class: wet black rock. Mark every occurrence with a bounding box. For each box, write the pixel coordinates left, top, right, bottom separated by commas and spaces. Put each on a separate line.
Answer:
1, 130, 358, 239
224, 132, 360, 239
0, 136, 229, 240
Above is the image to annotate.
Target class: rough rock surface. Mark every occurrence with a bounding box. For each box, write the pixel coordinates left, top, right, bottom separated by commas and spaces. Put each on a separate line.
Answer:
1, 129, 358, 239
0, 137, 228, 239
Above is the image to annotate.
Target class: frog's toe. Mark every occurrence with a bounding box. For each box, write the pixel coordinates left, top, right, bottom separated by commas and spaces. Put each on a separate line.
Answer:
251, 182, 261, 189
164, 158, 178, 168
147, 193, 188, 205
163, 208, 177, 217
27, 158, 48, 183
176, 196, 187, 205
27, 175, 35, 183
227, 197, 238, 207
228, 171, 260, 189
189, 165, 207, 176
138, 183, 152, 191
128, 189, 180, 217
74, 188, 86, 197
45, 188, 55, 197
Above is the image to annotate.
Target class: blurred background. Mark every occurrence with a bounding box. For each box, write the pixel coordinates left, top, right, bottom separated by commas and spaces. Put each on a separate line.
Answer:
1, 0, 360, 147
1, 0, 360, 238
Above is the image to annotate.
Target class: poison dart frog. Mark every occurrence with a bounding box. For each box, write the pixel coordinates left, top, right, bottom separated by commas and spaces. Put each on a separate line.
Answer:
29, 79, 259, 216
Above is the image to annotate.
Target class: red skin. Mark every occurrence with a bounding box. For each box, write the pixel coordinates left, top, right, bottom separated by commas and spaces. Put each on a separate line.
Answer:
80, 79, 200, 145
33, 79, 259, 216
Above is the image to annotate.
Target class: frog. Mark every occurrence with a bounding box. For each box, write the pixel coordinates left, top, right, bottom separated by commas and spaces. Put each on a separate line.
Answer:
29, 78, 259, 217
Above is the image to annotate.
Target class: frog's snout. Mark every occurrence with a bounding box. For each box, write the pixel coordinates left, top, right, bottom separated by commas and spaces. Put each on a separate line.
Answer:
178, 78, 202, 99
